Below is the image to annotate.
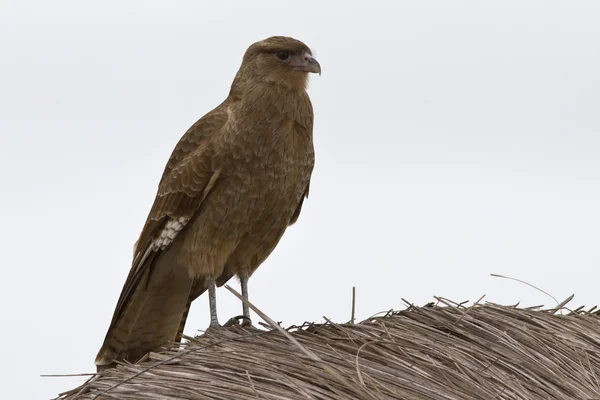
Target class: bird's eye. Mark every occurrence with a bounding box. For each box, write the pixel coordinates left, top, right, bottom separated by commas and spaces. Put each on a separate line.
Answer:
275, 51, 290, 60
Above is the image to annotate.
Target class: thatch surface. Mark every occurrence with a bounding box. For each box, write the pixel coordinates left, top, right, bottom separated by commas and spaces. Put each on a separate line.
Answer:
58, 301, 600, 400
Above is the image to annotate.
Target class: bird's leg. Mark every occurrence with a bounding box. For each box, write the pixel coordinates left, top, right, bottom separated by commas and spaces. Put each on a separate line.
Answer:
207, 276, 220, 328
240, 272, 252, 326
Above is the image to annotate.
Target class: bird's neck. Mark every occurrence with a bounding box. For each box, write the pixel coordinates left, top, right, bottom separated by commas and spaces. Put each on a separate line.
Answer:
226, 80, 313, 131
230, 72, 308, 96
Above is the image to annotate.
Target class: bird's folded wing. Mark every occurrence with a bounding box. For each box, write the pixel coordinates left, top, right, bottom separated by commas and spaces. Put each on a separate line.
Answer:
107, 155, 221, 330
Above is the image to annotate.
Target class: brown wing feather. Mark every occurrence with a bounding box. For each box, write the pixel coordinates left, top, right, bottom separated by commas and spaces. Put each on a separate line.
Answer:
95, 102, 229, 369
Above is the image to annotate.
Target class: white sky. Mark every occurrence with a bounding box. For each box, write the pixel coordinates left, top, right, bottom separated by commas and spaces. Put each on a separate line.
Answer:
2, 1, 600, 398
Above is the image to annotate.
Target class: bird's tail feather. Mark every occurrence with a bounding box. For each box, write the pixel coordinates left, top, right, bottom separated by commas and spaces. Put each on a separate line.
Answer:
95, 250, 193, 370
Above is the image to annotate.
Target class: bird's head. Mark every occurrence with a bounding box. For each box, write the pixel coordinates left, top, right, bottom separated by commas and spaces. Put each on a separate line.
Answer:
234, 36, 321, 91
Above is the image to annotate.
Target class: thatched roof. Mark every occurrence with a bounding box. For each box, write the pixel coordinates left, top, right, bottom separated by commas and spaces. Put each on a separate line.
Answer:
57, 297, 600, 400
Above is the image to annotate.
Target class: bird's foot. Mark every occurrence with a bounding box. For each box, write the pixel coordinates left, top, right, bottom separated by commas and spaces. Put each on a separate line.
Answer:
240, 318, 254, 328
241, 317, 253, 327
223, 315, 253, 328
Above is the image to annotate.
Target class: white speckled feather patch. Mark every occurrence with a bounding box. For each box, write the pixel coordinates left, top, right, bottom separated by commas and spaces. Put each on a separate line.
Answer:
153, 217, 190, 250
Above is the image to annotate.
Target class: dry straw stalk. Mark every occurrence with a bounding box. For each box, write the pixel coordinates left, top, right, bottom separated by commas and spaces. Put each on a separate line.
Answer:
56, 297, 600, 400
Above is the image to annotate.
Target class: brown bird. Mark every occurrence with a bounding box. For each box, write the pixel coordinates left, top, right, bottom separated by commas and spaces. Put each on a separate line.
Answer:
95, 36, 320, 370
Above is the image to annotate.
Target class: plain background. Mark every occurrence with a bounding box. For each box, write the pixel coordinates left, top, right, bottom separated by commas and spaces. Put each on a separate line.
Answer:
1, 1, 599, 398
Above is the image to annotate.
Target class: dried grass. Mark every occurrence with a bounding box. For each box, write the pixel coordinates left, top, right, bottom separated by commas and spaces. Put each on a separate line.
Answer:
56, 297, 600, 400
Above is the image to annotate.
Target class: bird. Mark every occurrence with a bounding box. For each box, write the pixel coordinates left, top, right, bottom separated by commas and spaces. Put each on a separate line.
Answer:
94, 36, 320, 370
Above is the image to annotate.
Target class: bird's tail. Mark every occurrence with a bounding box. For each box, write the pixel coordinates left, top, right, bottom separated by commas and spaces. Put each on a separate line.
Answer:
95, 250, 193, 370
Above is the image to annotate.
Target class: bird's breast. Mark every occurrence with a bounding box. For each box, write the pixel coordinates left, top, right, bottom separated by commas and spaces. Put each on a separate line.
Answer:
213, 112, 314, 227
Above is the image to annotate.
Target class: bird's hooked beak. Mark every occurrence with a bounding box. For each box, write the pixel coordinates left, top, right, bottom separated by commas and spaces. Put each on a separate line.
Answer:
291, 52, 321, 75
